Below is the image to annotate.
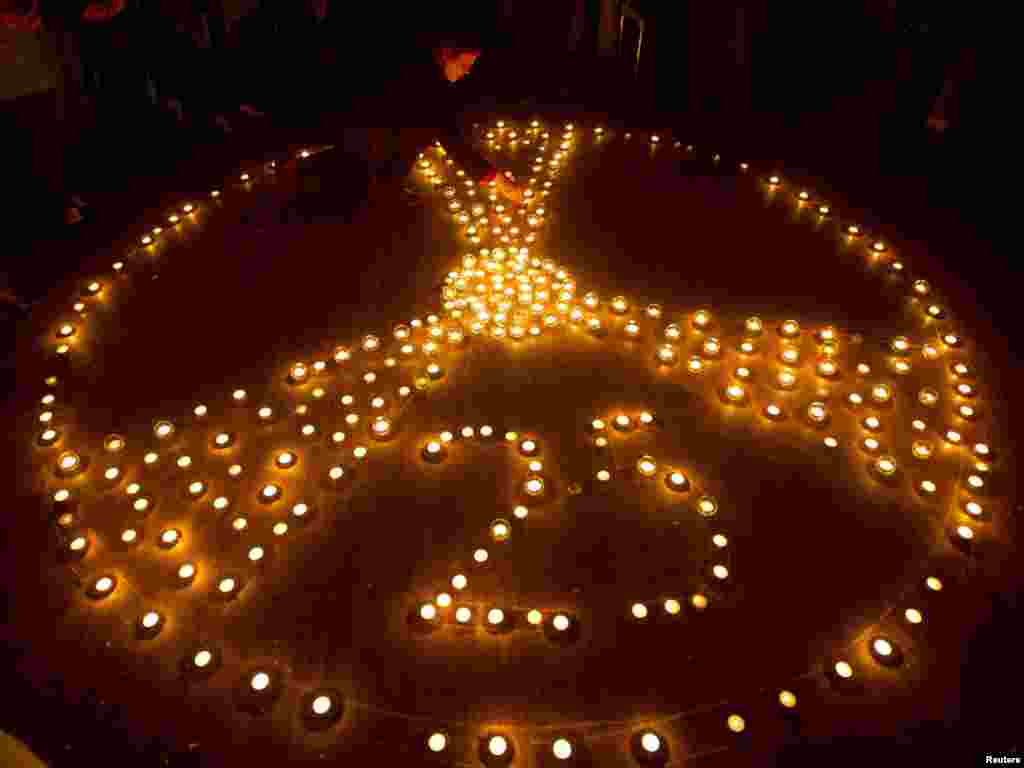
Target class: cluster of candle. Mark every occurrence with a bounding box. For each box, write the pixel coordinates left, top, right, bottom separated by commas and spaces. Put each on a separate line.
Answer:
587, 410, 732, 614
24, 119, 1008, 765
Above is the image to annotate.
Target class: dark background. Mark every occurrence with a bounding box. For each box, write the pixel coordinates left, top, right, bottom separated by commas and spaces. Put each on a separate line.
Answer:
1, 2, 1015, 766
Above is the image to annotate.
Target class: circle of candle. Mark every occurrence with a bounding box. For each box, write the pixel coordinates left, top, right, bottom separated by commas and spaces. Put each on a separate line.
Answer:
702, 337, 721, 357
727, 714, 746, 733
665, 471, 689, 492
68, 534, 88, 555
488, 735, 508, 757
834, 661, 853, 679
964, 500, 983, 518
631, 602, 648, 619
190, 648, 216, 671
911, 441, 933, 460
861, 437, 880, 453
693, 309, 711, 329
90, 575, 115, 598
681, 355, 703, 374
645, 304, 663, 319
778, 346, 800, 366
641, 731, 661, 753
779, 320, 801, 338
188, 481, 206, 498
455, 606, 472, 624
291, 500, 312, 518
636, 456, 657, 477
713, 564, 729, 580
862, 416, 882, 432
875, 456, 897, 476
524, 475, 545, 496
56, 451, 82, 476
365, 416, 391, 439
691, 593, 709, 610
764, 403, 784, 420
218, 576, 237, 594
950, 361, 972, 378
697, 496, 718, 517
956, 382, 976, 398
869, 637, 897, 666
611, 296, 629, 314
473, 547, 490, 564
487, 608, 505, 626
139, 610, 162, 633
552, 737, 573, 760
491, 519, 511, 541
133, 496, 152, 513
806, 402, 828, 424
260, 484, 281, 502
275, 451, 296, 469
552, 613, 570, 631
519, 438, 538, 456
957, 524, 975, 541
272, 521, 289, 537
725, 382, 746, 403
428, 732, 448, 753
154, 421, 174, 439
608, 414, 632, 434
247, 671, 274, 694
944, 429, 962, 445
159, 528, 181, 548
306, 693, 336, 718
451, 573, 467, 590
925, 576, 943, 592
779, 690, 797, 708
38, 428, 60, 446
958, 404, 977, 420
228, 464, 243, 477
663, 598, 681, 615
905, 608, 924, 624
817, 359, 838, 378
656, 344, 678, 365
422, 441, 446, 462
